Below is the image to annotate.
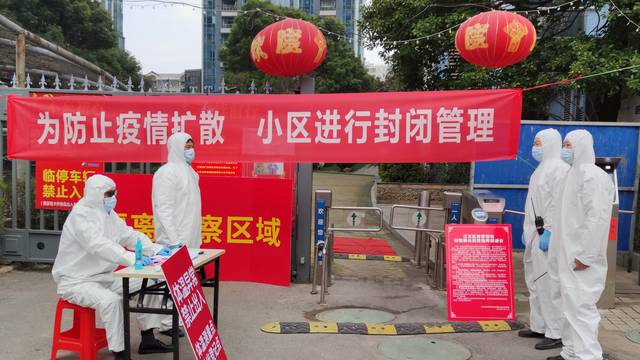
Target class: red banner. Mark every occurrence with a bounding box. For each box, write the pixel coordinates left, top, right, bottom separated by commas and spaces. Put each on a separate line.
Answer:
7, 90, 522, 162
35, 161, 104, 210
161, 246, 227, 360
446, 224, 515, 321
110, 173, 293, 286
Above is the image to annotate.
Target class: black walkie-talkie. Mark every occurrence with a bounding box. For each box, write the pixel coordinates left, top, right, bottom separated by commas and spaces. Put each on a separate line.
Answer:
531, 201, 545, 235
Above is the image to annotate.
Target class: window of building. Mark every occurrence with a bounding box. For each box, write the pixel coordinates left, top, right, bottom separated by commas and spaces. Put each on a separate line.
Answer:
320, 0, 336, 10
222, 16, 234, 28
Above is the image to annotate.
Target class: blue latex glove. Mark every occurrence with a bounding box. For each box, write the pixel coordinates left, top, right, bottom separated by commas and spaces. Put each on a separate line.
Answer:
538, 230, 551, 252
141, 255, 153, 266
156, 247, 173, 257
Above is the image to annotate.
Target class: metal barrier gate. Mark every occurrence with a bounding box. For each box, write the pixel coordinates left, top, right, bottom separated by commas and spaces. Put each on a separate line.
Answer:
310, 189, 383, 304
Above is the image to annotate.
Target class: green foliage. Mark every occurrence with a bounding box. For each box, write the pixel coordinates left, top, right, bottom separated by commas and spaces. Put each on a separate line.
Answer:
0, 0, 143, 83
379, 163, 427, 183
360, 0, 640, 121
219, 0, 377, 93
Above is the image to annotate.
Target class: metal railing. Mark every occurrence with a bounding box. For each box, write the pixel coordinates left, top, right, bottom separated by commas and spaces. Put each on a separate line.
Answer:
388, 202, 448, 289
312, 205, 384, 304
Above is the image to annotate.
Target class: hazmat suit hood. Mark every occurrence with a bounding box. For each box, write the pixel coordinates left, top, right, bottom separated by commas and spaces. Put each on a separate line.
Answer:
79, 174, 115, 209
537, 128, 562, 162
565, 129, 596, 166
167, 132, 193, 165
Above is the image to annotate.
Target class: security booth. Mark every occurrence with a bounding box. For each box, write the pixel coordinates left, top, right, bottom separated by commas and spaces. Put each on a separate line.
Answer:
461, 190, 506, 225
596, 157, 621, 309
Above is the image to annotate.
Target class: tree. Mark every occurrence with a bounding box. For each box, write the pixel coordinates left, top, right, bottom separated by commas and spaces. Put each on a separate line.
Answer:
219, 0, 378, 93
361, 0, 640, 121
0, 0, 143, 85
379, 163, 427, 183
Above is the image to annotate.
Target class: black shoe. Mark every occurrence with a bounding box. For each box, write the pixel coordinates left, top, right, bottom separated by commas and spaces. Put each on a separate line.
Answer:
536, 338, 563, 350
518, 329, 546, 338
113, 351, 127, 360
546, 356, 565, 360
138, 339, 174, 354
159, 328, 185, 338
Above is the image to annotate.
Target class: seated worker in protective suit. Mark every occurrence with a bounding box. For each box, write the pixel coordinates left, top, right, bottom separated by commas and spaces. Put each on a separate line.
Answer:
52, 174, 177, 359
547, 130, 614, 360
519, 129, 569, 351
152, 131, 202, 337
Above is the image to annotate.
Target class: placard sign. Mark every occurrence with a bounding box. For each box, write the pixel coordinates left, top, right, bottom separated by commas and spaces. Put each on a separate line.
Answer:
445, 224, 515, 321
161, 246, 227, 360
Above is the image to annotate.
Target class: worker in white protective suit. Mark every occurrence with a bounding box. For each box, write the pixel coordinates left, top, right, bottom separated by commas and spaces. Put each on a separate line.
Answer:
52, 174, 175, 359
152, 132, 202, 337
152, 132, 202, 250
519, 129, 569, 351
546, 130, 614, 360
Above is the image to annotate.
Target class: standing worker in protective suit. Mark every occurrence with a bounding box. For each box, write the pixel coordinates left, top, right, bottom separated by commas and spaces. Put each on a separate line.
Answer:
152, 132, 202, 337
52, 174, 175, 359
152, 131, 202, 249
519, 129, 569, 351
547, 129, 614, 360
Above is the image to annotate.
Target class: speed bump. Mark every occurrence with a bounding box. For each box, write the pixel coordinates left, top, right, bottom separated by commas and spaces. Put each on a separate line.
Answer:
334, 253, 409, 262
261, 320, 523, 335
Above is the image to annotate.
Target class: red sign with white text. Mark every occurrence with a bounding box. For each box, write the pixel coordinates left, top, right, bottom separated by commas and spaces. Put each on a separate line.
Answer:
193, 162, 242, 177
161, 246, 227, 360
35, 161, 104, 210
446, 224, 515, 321
7, 90, 522, 163
109, 173, 293, 286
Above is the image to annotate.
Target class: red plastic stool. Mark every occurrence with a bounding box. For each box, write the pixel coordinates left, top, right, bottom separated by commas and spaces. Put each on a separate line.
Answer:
50, 298, 108, 360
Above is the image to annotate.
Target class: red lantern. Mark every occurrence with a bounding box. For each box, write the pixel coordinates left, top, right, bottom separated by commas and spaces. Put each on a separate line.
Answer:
250, 18, 328, 77
455, 11, 537, 68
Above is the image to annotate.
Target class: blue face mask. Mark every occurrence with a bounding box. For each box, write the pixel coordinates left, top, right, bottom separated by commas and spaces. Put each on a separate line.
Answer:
184, 148, 195, 164
561, 148, 574, 165
104, 196, 117, 214
531, 146, 543, 162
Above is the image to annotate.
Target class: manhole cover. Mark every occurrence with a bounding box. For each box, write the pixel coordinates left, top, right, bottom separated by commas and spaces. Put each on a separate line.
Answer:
625, 329, 640, 344
316, 308, 395, 323
378, 338, 471, 360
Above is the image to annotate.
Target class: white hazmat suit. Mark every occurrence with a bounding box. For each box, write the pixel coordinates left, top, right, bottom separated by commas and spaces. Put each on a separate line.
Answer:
152, 132, 202, 248
523, 129, 569, 341
551, 130, 614, 360
52, 174, 168, 352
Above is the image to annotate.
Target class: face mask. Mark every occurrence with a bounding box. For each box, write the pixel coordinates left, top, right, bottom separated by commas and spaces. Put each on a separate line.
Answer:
561, 148, 574, 165
531, 146, 543, 162
184, 148, 195, 164
103, 196, 117, 214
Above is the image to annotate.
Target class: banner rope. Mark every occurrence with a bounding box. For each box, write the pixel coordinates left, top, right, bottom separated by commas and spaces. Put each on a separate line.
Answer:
523, 64, 640, 91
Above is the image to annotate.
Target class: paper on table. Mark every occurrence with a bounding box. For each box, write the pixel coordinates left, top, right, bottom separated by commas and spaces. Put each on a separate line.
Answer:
151, 249, 201, 270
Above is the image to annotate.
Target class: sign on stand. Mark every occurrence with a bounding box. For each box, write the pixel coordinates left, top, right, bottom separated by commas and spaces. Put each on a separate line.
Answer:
445, 224, 515, 321
161, 247, 227, 360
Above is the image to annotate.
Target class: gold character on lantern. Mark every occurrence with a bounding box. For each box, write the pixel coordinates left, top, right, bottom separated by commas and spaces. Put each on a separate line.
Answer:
251, 34, 269, 63
464, 23, 489, 51
313, 32, 326, 63
276, 27, 303, 54
504, 20, 528, 53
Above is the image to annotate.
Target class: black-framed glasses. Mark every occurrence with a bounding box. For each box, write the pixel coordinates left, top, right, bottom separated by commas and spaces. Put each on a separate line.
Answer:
104, 189, 117, 198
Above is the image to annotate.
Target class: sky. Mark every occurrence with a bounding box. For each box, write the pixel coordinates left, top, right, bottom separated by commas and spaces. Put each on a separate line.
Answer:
122, 1, 385, 74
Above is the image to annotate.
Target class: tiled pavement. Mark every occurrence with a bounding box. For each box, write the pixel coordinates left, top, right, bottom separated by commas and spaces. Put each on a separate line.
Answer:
600, 302, 640, 332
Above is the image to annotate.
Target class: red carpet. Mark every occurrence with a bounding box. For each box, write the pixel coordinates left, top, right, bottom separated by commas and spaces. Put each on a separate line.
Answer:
333, 237, 397, 256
